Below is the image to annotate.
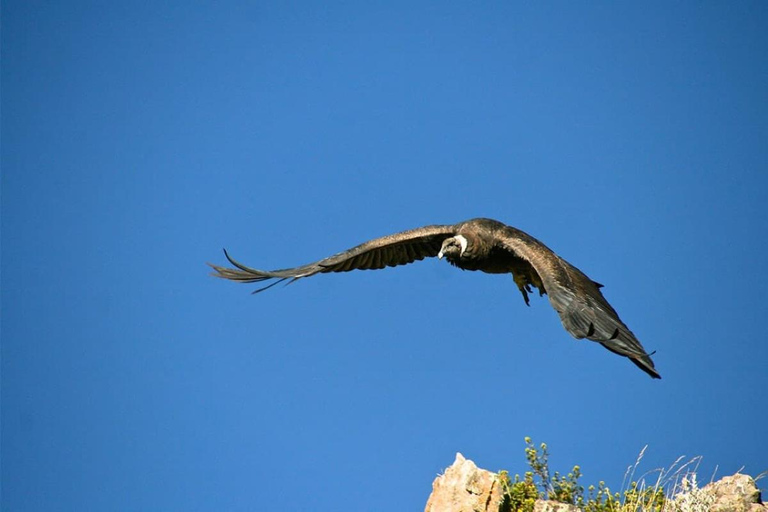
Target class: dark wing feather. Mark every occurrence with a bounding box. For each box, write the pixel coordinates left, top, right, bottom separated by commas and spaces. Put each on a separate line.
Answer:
497, 226, 661, 379
208, 224, 456, 293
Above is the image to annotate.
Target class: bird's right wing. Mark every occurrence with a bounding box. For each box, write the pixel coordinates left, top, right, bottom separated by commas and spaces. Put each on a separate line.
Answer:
208, 224, 457, 292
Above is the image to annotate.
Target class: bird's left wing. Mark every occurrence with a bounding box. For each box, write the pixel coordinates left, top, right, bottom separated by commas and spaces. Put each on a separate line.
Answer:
496, 225, 661, 379
209, 224, 456, 292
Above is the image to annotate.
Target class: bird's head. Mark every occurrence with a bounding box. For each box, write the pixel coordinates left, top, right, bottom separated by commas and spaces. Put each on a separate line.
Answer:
438, 235, 468, 260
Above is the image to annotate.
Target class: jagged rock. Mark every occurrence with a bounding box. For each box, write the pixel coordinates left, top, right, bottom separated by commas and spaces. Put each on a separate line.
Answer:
425, 453, 766, 512
424, 453, 505, 512
424, 453, 580, 512
706, 474, 765, 512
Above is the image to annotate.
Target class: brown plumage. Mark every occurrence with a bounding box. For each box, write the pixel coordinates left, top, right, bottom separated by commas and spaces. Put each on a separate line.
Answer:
209, 218, 660, 379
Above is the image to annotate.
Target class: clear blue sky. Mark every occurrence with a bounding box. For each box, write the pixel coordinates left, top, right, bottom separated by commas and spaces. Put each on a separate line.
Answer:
3, 2, 767, 510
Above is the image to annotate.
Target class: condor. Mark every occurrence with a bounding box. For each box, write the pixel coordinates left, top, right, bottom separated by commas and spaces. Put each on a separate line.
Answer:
209, 218, 660, 379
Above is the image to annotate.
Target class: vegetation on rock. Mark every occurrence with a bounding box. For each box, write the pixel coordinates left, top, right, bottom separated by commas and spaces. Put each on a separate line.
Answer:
496, 437, 743, 512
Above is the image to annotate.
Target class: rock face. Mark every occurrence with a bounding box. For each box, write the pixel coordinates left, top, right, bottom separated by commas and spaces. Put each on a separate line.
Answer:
424, 453, 505, 512
425, 453, 766, 512
706, 474, 765, 512
423, 453, 580, 512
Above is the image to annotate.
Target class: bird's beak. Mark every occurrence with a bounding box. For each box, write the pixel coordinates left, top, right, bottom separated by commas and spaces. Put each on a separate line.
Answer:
437, 251, 444, 259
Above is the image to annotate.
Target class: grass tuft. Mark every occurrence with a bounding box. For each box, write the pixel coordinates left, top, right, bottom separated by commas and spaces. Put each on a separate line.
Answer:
496, 438, 726, 512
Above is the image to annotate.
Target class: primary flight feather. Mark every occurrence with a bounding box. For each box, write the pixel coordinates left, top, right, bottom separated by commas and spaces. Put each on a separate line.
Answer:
209, 217, 660, 379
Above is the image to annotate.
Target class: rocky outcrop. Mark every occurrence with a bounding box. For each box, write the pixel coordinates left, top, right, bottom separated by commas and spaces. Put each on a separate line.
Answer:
424, 453, 505, 512
706, 474, 765, 512
425, 454, 766, 512
423, 453, 580, 512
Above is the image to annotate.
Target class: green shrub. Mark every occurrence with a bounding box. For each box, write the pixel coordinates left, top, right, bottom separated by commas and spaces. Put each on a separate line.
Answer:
498, 470, 539, 512
497, 438, 678, 512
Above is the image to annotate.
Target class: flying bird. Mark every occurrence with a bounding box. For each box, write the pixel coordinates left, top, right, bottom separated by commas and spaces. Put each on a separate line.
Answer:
209, 218, 660, 379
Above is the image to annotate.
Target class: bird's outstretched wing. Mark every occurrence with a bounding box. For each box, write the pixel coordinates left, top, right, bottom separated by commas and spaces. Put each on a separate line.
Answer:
208, 224, 456, 293
497, 225, 661, 379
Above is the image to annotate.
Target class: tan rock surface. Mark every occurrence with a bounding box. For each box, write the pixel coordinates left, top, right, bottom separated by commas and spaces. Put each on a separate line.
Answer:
706, 474, 765, 512
425, 453, 505, 512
